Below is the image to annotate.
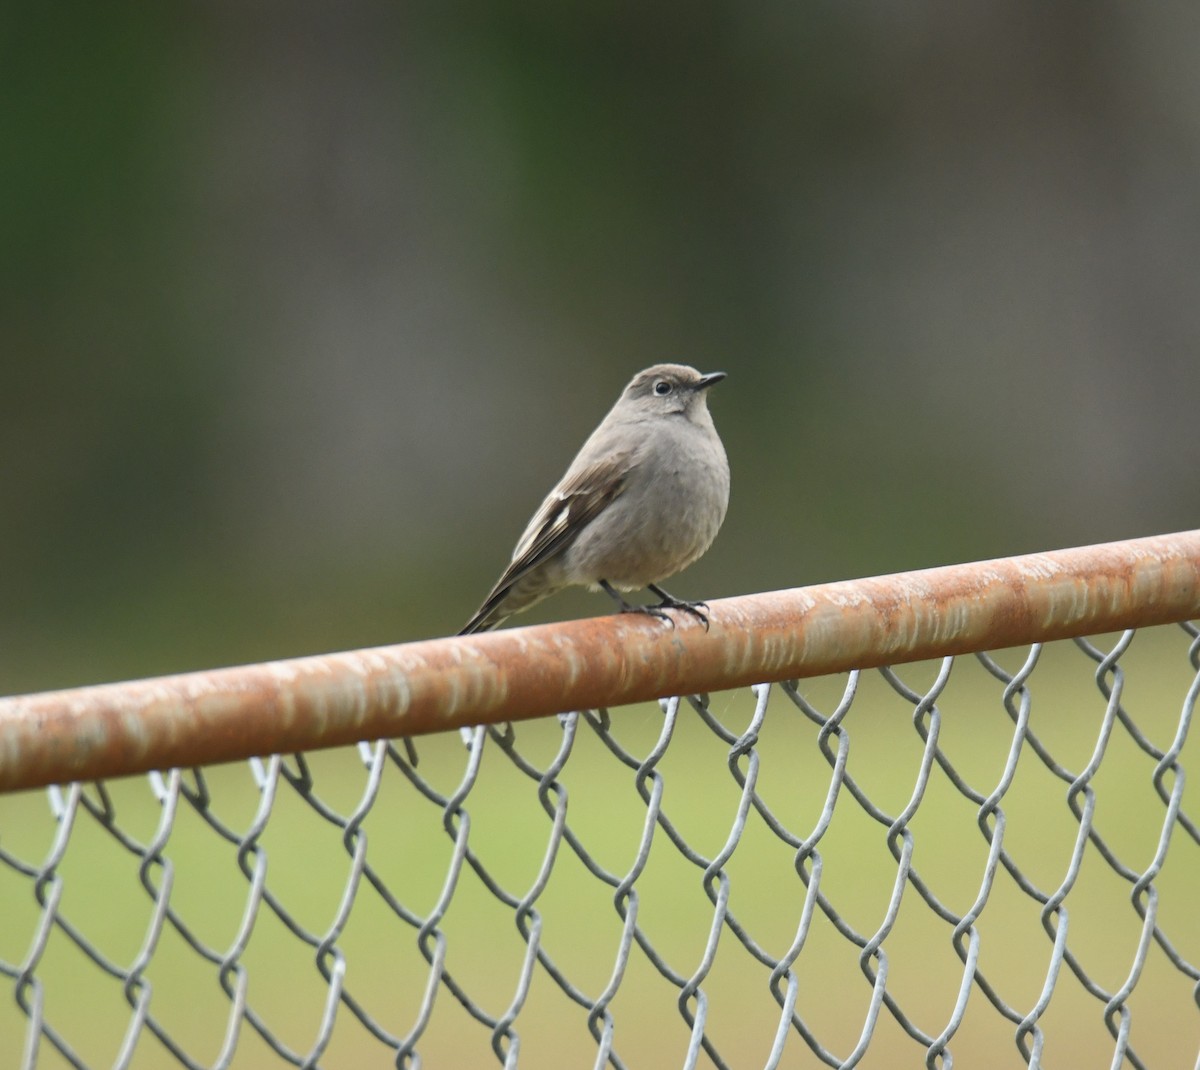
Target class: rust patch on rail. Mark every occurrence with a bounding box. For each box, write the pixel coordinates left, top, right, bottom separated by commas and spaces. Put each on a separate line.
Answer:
1, 531, 1198, 791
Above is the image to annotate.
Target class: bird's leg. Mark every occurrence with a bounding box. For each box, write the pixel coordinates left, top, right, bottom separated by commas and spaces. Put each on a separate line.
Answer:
599, 580, 676, 627
646, 583, 711, 630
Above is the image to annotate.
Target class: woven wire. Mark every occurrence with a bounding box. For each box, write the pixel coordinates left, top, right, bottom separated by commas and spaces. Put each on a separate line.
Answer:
2, 623, 1198, 1069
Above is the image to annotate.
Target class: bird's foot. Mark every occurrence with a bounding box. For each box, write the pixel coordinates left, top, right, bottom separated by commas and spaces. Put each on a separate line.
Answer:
600, 579, 675, 627
625, 601, 681, 628
647, 583, 710, 630
600, 580, 710, 630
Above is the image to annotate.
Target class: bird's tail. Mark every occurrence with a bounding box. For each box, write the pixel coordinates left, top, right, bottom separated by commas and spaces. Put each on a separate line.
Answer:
458, 607, 504, 635
458, 574, 557, 635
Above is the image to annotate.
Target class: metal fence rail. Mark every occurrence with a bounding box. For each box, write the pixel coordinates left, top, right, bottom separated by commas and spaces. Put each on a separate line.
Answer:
1, 532, 1199, 1068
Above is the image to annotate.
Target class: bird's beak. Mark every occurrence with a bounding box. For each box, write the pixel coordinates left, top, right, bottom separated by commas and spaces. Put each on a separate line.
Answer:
697, 371, 726, 390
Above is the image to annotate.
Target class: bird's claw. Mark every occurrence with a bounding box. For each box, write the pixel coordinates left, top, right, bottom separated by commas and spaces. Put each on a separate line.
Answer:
623, 598, 710, 631
604, 579, 711, 630
658, 597, 711, 631
622, 602, 678, 629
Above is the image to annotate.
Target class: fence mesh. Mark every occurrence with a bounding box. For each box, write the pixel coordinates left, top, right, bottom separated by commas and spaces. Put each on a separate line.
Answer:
2, 619, 1198, 1069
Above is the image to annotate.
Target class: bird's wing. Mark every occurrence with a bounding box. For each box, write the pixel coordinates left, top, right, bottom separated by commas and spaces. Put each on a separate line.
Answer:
511, 452, 633, 572
459, 454, 634, 633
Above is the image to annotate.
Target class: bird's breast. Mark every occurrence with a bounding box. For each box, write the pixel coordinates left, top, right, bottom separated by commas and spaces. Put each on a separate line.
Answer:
560, 432, 729, 589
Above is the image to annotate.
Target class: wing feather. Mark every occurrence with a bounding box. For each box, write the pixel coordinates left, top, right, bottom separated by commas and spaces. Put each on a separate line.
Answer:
459, 454, 633, 633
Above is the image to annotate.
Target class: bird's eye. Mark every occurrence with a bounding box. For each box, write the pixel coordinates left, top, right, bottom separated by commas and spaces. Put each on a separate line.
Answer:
653, 380, 673, 396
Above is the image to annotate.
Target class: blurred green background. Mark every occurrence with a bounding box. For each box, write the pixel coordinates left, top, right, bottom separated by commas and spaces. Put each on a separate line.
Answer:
4, 2, 1200, 696
4, 6, 1200, 1067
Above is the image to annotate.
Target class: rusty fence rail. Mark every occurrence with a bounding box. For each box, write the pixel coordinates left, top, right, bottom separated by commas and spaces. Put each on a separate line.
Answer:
1, 531, 1199, 1068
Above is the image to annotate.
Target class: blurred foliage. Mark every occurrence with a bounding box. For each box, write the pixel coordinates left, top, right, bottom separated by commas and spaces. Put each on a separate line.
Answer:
3, 2, 1200, 692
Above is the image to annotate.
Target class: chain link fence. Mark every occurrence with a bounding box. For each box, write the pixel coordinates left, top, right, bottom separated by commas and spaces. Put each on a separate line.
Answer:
2, 535, 1199, 1068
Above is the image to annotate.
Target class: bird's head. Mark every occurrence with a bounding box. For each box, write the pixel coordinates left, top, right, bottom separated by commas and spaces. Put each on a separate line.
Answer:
620, 364, 726, 421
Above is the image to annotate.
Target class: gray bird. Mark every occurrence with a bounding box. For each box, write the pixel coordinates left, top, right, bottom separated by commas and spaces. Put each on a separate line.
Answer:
460, 363, 730, 634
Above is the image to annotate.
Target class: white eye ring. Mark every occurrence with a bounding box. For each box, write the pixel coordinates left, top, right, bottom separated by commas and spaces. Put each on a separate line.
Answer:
653, 380, 673, 396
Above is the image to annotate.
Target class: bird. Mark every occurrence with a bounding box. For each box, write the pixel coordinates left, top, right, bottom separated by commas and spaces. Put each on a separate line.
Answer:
459, 363, 729, 635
